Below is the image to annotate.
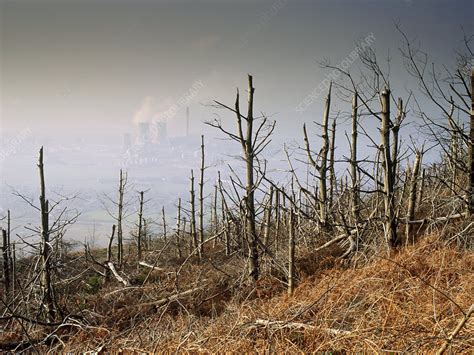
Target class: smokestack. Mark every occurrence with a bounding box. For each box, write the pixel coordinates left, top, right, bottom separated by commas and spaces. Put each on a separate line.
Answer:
138, 122, 150, 145
186, 107, 190, 137
123, 133, 131, 152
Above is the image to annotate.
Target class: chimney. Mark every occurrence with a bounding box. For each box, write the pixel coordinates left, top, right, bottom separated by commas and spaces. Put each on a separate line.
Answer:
138, 122, 150, 145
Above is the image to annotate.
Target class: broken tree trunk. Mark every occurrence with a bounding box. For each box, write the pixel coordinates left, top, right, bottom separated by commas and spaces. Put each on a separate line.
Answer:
218, 172, 231, 255
138, 261, 165, 271
380, 88, 398, 247
2, 229, 10, 296
263, 185, 274, 247
329, 117, 337, 211
117, 169, 126, 267
176, 198, 182, 259
198, 135, 205, 257
38, 147, 55, 322
416, 168, 425, 213
469, 68, 474, 214
6, 210, 12, 278
350, 92, 360, 224
243, 76, 259, 281
189, 169, 200, 259
105, 224, 116, 281
287, 208, 295, 297
302, 83, 332, 228
405, 151, 422, 246
162, 206, 167, 242
137, 191, 144, 259
107, 261, 130, 287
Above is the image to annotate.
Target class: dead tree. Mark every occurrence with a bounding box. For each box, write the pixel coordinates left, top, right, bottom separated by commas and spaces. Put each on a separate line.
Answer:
117, 170, 127, 266
398, 26, 472, 214
350, 92, 360, 223
137, 191, 145, 259
162, 206, 167, 242
329, 117, 337, 210
263, 185, 274, 247
105, 225, 116, 281
2, 229, 10, 296
416, 168, 426, 212
6, 210, 12, 276
38, 147, 55, 322
212, 184, 219, 235
218, 171, 231, 255
470, 67, 473, 213
406, 150, 423, 245
391, 98, 404, 182
11, 242, 15, 299
274, 189, 281, 248
287, 208, 295, 297
198, 135, 205, 257
189, 170, 200, 259
99, 169, 128, 266
380, 89, 398, 247
303, 82, 332, 227
176, 198, 182, 258
206, 75, 275, 281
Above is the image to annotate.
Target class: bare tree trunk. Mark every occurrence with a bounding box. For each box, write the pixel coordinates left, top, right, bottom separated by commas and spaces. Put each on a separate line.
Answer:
263, 186, 274, 247
176, 198, 182, 258
2, 229, 10, 296
137, 191, 144, 259
244, 76, 259, 281
189, 170, 200, 259
38, 147, 55, 322
405, 151, 422, 246
206, 75, 275, 281
117, 169, 126, 267
287, 208, 295, 297
162, 206, 167, 242
107, 261, 130, 287
11, 242, 15, 299
380, 90, 398, 247
275, 189, 280, 251
329, 118, 337, 211
350, 92, 360, 223
144, 218, 149, 249
416, 168, 425, 213
302, 84, 332, 228
198, 135, 205, 257
213, 184, 218, 235
447, 100, 459, 193
391, 98, 403, 183
469, 67, 474, 214
105, 225, 116, 281
6, 210, 12, 276
218, 172, 231, 255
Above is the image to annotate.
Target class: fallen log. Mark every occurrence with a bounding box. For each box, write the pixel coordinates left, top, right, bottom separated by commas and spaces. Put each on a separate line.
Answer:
400, 212, 468, 225
133, 286, 203, 308
247, 319, 351, 336
138, 261, 165, 271
106, 262, 130, 287
316, 211, 469, 254
436, 304, 474, 355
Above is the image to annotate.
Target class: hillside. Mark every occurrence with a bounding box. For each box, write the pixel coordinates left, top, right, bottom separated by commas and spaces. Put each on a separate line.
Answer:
1, 231, 473, 353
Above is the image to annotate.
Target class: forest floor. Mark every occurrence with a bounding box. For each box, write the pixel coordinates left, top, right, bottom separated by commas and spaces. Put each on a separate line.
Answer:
1, 234, 473, 353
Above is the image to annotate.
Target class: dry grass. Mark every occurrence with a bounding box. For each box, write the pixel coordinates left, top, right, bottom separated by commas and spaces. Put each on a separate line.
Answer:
55, 235, 473, 353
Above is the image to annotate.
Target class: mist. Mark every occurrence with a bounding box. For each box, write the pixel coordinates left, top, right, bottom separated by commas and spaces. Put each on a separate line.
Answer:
1, 0, 472, 245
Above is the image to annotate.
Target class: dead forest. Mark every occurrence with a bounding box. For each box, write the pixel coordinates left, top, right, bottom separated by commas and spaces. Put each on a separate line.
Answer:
1, 32, 473, 352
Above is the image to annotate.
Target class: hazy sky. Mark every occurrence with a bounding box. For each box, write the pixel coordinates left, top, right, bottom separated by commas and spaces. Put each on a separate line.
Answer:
1, 0, 472, 142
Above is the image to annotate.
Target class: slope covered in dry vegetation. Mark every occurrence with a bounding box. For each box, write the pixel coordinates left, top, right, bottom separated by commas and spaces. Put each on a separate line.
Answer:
1, 28, 473, 353
1, 233, 473, 353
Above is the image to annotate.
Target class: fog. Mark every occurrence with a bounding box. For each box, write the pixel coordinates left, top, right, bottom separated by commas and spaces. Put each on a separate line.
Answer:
0, 0, 471, 246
